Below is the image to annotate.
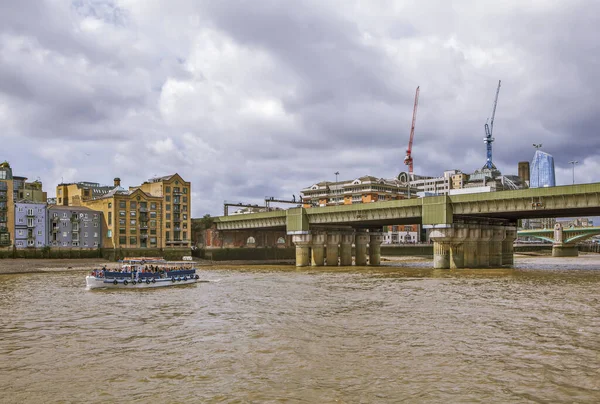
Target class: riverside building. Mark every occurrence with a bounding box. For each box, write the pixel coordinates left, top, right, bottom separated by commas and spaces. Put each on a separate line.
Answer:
57, 174, 191, 249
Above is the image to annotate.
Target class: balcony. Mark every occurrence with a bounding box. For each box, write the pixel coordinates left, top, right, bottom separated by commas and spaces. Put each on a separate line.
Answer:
139, 222, 149, 229
140, 234, 149, 239
173, 218, 181, 223
26, 212, 35, 218
0, 206, 7, 212
168, 239, 189, 244
139, 207, 148, 213
0, 195, 6, 201
52, 227, 60, 233
0, 239, 11, 246
172, 190, 183, 195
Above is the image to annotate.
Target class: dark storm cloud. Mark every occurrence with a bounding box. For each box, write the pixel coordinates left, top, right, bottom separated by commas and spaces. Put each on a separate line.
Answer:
1, 0, 599, 216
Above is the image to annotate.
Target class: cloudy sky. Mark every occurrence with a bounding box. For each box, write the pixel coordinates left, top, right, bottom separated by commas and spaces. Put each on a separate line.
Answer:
1, 0, 599, 216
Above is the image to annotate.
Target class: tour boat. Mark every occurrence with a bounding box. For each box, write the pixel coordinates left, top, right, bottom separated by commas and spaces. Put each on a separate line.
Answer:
85, 257, 200, 289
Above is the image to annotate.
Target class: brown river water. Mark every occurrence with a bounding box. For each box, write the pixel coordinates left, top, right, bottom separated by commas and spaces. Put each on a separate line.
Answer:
1, 256, 600, 403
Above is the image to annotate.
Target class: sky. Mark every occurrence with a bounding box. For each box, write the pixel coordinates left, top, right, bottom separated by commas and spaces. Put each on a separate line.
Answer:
1, 0, 599, 217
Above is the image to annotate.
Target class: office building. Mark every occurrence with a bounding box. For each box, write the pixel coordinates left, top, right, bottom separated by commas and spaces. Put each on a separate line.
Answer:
530, 151, 556, 188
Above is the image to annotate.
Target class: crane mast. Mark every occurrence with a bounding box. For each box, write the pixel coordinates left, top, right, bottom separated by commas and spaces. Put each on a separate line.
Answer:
483, 80, 501, 169
404, 86, 420, 177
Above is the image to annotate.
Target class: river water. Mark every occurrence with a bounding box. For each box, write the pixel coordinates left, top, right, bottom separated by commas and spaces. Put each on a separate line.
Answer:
1, 258, 600, 403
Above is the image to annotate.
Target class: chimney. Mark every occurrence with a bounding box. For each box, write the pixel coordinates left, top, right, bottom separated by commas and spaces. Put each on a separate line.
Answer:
114, 177, 121, 187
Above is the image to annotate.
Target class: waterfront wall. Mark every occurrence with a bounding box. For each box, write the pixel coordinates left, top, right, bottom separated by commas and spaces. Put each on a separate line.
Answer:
0, 247, 191, 261
197, 247, 295, 261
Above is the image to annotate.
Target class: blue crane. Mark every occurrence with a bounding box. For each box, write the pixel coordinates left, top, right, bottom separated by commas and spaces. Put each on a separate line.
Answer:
483, 80, 501, 169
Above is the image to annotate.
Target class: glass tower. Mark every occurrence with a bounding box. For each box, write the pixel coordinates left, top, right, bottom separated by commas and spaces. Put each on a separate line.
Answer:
530, 151, 556, 188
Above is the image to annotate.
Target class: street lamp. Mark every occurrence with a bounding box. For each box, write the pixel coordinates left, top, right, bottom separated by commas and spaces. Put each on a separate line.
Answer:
533, 144, 542, 187
569, 160, 579, 185
334, 171, 339, 205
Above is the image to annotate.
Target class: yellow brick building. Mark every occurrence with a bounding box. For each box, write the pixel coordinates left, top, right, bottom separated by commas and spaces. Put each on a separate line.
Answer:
57, 174, 192, 249
0, 162, 15, 247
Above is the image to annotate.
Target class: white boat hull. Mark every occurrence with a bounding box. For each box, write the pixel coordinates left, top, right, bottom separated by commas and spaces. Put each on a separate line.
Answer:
86, 276, 198, 290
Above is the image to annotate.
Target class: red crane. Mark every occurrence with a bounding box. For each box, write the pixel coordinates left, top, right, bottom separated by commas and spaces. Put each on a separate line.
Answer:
404, 86, 420, 177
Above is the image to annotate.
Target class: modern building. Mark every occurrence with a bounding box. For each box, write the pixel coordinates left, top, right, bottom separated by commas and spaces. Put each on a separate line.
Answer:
530, 150, 556, 188
60, 174, 192, 249
14, 202, 47, 248
47, 206, 103, 248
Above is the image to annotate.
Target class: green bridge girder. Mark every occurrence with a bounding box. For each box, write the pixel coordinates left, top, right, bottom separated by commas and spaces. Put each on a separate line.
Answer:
214, 182, 600, 231
518, 227, 600, 244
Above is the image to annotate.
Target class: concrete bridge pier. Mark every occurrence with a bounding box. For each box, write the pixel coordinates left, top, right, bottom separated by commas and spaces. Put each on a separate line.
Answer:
355, 231, 369, 266
292, 233, 312, 267
326, 232, 341, 266
339, 233, 354, 266
429, 224, 468, 269
551, 223, 579, 257
368, 233, 384, 266
477, 226, 493, 268
311, 232, 326, 266
463, 225, 481, 268
489, 226, 506, 267
502, 227, 517, 266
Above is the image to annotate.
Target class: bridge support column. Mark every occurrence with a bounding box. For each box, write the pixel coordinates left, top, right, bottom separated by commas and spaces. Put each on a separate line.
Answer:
433, 242, 451, 269
368, 233, 384, 266
355, 231, 369, 266
477, 226, 493, 267
326, 232, 341, 266
552, 244, 579, 257
489, 226, 506, 267
429, 224, 468, 269
502, 227, 517, 266
463, 225, 481, 268
311, 232, 326, 266
339, 233, 354, 266
551, 223, 579, 257
292, 233, 312, 267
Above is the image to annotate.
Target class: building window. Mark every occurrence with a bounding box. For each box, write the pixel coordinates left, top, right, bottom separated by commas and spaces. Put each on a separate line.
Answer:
130, 228, 137, 235
130, 211, 136, 217
119, 211, 125, 217
165, 186, 170, 193
94, 242, 98, 247
62, 242, 68, 247
183, 205, 187, 212
18, 230, 23, 236
183, 214, 187, 220
130, 220, 136, 226
150, 220, 156, 228
119, 201, 126, 208
166, 213, 171, 220
84, 241, 88, 247
37, 230, 42, 235
119, 219, 126, 225
63, 213, 67, 218
27, 208, 33, 215
129, 236, 137, 245
62, 222, 67, 227
84, 232, 88, 237
18, 218, 23, 223
108, 212, 112, 225
119, 228, 126, 235
93, 214, 98, 219
130, 201, 137, 209
84, 213, 88, 219
166, 204, 170, 211
119, 236, 126, 245
150, 237, 157, 244
150, 229, 157, 235
150, 202, 157, 210
94, 222, 98, 227
183, 196, 188, 203
53, 213, 58, 218
166, 195, 171, 202
108, 203, 112, 208
150, 212, 157, 219
94, 232, 98, 238
166, 222, 171, 228
84, 222, 88, 227
166, 231, 170, 241
183, 231, 187, 240
18, 207, 23, 212
107, 230, 112, 238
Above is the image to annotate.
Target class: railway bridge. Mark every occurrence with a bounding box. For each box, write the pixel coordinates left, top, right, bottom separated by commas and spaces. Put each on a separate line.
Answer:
214, 183, 600, 268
